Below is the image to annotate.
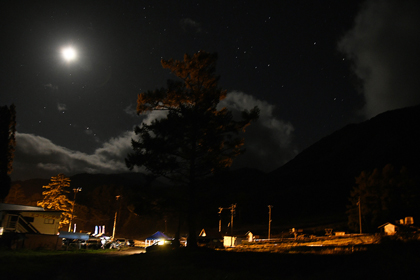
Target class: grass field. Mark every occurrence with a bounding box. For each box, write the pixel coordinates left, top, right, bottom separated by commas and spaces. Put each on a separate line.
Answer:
1, 241, 420, 279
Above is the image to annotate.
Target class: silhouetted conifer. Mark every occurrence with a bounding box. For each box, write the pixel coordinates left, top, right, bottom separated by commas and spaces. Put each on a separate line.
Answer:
0, 104, 16, 202
126, 51, 259, 247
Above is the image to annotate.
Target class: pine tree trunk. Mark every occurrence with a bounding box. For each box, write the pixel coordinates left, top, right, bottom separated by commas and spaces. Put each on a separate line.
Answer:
186, 181, 197, 248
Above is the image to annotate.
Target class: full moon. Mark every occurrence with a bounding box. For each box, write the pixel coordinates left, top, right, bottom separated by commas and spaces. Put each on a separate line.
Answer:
61, 47, 77, 62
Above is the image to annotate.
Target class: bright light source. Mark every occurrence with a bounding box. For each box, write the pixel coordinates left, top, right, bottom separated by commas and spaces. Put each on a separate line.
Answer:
61, 47, 77, 62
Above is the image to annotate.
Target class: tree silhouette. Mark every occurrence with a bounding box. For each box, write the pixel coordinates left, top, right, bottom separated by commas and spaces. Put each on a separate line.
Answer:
126, 51, 259, 247
37, 173, 74, 230
0, 104, 16, 202
4, 184, 27, 205
347, 164, 418, 232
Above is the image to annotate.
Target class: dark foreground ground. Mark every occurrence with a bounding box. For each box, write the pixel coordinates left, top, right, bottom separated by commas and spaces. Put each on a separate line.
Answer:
1, 241, 420, 280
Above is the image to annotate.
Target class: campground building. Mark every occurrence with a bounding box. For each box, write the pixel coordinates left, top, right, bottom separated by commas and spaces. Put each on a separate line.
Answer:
0, 203, 62, 249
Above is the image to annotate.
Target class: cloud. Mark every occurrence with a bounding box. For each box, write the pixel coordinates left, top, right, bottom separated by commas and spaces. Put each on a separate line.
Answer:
338, 0, 420, 118
124, 103, 138, 117
11, 92, 296, 180
11, 132, 139, 180
57, 103, 67, 111
180, 18, 202, 33
44, 83, 58, 91
219, 91, 298, 172
124, 103, 168, 123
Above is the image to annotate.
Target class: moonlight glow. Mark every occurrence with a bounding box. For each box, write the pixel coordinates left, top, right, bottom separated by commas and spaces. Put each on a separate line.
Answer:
61, 47, 77, 62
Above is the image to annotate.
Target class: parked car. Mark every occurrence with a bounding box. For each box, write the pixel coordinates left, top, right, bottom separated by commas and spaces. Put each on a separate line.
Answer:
81, 238, 102, 249
115, 238, 128, 246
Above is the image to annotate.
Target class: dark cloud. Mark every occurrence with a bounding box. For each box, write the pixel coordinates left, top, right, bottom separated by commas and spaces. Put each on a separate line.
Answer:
44, 83, 58, 91
220, 91, 298, 172
11, 92, 296, 180
180, 18, 202, 33
124, 104, 138, 118
57, 103, 67, 111
338, 0, 420, 118
12, 132, 138, 180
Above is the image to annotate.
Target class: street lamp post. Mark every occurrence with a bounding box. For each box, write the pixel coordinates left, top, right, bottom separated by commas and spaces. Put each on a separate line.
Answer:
112, 195, 121, 241
268, 205, 273, 240
68, 187, 82, 232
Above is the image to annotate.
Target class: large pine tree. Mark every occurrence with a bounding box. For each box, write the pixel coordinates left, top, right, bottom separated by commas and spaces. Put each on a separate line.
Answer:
126, 51, 259, 247
38, 173, 74, 230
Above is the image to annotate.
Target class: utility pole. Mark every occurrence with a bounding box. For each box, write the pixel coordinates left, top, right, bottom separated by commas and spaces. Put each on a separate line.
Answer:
230, 204, 236, 236
358, 196, 362, 234
230, 204, 236, 247
112, 195, 120, 240
68, 187, 81, 232
218, 207, 223, 232
268, 205, 273, 240
218, 204, 236, 246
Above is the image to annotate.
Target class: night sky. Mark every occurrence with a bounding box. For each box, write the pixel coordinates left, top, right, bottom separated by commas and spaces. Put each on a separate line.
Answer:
2, 0, 419, 180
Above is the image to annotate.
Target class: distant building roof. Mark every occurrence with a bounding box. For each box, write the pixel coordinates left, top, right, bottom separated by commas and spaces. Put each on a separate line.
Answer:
378, 222, 396, 228
0, 203, 45, 212
198, 228, 223, 238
